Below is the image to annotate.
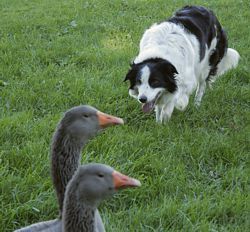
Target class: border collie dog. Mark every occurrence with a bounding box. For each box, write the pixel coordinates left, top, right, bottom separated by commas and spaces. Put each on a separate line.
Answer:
124, 6, 240, 123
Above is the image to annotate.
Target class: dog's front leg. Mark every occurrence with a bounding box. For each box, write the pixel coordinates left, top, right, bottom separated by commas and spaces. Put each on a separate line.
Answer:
155, 105, 163, 123
195, 81, 206, 107
176, 93, 189, 111
159, 103, 175, 123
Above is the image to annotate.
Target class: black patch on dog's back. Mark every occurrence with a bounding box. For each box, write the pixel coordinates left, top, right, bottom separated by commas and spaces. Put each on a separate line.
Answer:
168, 5, 227, 63
208, 28, 228, 80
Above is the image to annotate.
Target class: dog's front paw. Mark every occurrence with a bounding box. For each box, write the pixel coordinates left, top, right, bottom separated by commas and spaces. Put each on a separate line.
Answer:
161, 114, 171, 123
157, 104, 174, 123
194, 99, 201, 108
156, 111, 171, 123
156, 117, 167, 124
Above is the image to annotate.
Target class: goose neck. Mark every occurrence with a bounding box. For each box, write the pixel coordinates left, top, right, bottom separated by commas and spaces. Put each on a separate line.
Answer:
63, 200, 97, 232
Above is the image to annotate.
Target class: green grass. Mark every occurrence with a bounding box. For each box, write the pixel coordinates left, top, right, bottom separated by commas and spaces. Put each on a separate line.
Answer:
0, 0, 249, 231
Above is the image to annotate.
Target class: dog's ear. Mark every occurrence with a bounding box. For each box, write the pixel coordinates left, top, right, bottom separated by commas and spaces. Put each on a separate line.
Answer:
158, 60, 178, 76
157, 60, 178, 93
129, 60, 135, 67
169, 63, 178, 75
124, 64, 137, 82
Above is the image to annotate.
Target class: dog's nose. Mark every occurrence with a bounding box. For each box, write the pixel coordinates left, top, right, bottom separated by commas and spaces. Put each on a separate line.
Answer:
139, 96, 147, 103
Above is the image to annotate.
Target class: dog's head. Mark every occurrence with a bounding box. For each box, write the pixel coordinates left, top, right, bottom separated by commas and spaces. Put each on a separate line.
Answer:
124, 58, 178, 113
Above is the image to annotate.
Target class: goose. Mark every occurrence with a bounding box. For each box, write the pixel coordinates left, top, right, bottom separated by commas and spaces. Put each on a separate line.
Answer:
51, 105, 124, 215
15, 105, 124, 232
15, 164, 141, 232
62, 163, 141, 231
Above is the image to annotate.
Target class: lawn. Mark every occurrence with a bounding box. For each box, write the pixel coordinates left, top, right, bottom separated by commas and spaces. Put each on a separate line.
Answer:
0, 0, 249, 231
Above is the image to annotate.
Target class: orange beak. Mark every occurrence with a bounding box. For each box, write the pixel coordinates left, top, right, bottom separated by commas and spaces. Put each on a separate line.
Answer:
97, 111, 124, 129
112, 170, 141, 190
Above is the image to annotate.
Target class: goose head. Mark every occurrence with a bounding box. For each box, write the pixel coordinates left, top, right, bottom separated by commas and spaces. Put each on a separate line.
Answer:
57, 105, 124, 145
67, 164, 141, 207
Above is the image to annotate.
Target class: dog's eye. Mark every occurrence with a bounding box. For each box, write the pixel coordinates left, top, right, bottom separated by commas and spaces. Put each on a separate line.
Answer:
136, 79, 141, 85
151, 80, 160, 85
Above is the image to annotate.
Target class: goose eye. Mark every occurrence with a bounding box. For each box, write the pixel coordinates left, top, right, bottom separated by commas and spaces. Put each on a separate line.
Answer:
83, 114, 89, 118
98, 173, 104, 178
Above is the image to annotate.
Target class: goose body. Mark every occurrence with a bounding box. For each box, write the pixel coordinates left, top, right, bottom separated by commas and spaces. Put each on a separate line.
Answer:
14, 219, 61, 232
15, 106, 124, 232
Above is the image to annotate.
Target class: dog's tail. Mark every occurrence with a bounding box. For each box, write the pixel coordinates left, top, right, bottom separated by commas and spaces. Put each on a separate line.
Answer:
207, 48, 240, 86
216, 48, 240, 77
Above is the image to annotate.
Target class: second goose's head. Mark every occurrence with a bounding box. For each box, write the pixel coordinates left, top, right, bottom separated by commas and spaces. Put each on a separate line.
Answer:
66, 163, 141, 207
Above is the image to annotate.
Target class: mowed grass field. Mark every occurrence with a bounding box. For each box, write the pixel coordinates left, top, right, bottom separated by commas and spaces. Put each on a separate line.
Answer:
0, 0, 249, 231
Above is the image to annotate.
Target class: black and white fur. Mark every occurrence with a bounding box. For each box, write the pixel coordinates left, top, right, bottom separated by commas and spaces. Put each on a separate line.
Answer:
124, 5, 240, 123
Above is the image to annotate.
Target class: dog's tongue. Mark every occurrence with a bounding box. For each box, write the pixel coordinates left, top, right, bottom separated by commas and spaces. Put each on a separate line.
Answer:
142, 102, 154, 113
